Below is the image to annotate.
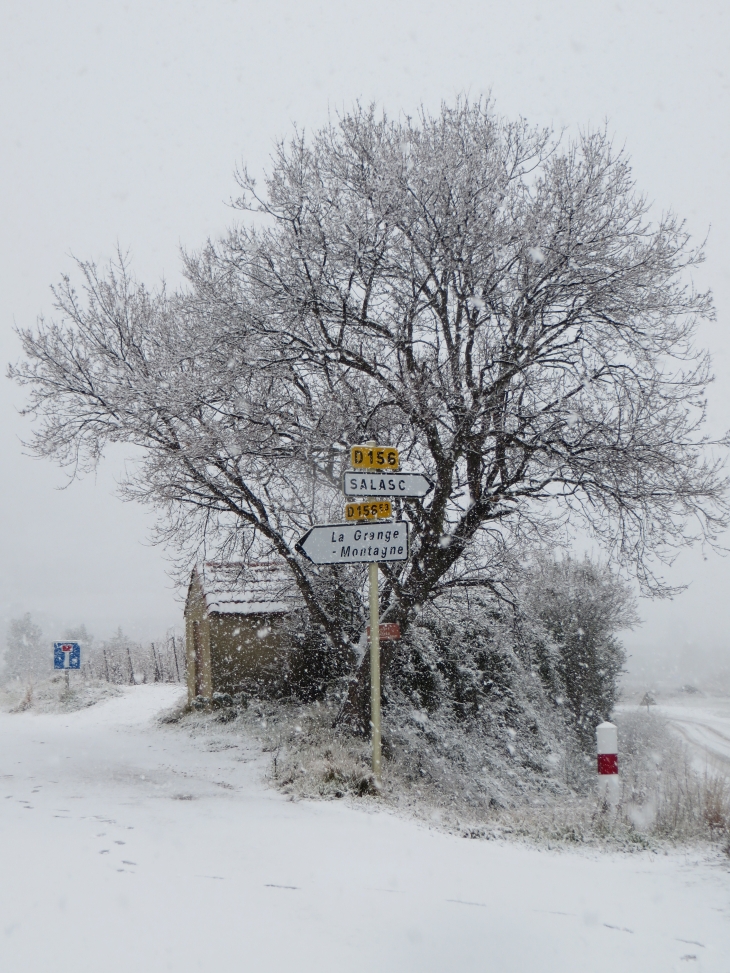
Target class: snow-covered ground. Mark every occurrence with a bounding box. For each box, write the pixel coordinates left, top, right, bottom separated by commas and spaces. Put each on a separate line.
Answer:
2, 686, 729, 972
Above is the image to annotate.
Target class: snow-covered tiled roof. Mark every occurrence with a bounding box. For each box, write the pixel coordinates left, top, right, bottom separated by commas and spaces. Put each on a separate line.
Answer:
195, 561, 304, 616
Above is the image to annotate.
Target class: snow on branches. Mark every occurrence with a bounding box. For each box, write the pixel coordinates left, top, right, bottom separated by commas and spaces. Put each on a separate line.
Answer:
10, 99, 727, 651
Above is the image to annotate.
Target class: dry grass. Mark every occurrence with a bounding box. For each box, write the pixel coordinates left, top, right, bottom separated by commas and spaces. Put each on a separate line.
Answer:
10, 683, 34, 713
1, 675, 121, 714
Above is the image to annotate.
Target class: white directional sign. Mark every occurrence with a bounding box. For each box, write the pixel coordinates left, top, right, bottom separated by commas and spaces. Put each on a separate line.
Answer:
342, 470, 434, 499
296, 521, 410, 564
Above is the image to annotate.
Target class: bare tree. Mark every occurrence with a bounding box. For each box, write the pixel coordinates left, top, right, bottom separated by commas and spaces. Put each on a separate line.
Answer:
10, 99, 727, 660
3, 614, 47, 682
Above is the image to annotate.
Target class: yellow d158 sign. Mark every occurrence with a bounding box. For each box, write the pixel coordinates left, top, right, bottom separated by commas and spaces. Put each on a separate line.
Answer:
350, 445, 399, 470
345, 501, 392, 521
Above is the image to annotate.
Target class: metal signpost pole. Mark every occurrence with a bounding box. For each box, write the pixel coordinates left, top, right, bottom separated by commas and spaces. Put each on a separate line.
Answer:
365, 441, 382, 784
296, 440, 430, 786
369, 560, 382, 783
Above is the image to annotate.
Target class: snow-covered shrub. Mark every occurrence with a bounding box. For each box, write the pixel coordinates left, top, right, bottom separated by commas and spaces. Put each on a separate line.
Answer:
286, 625, 356, 703
372, 597, 581, 809
524, 557, 638, 748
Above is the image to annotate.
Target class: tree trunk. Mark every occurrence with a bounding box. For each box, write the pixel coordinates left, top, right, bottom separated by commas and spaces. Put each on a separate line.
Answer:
336, 637, 402, 733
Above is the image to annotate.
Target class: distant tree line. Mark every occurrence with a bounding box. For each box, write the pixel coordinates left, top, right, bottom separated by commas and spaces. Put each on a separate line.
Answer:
81, 628, 185, 685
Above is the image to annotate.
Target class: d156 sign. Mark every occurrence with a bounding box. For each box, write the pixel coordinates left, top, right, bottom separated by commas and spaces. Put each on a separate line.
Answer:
345, 500, 392, 521
296, 522, 410, 564
350, 445, 399, 470
54, 641, 81, 670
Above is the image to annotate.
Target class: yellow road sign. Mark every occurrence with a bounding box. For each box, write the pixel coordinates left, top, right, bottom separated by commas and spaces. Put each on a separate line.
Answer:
344, 500, 393, 521
350, 445, 399, 470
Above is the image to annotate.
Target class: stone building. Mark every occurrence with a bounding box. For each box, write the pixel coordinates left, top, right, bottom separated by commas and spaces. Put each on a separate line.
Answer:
184, 561, 304, 702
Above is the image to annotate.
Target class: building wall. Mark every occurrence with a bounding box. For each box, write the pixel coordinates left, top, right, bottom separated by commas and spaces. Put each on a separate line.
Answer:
184, 571, 213, 701
208, 613, 292, 696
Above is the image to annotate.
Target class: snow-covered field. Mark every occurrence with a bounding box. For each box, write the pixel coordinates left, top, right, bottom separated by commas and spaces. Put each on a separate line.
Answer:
2, 686, 729, 972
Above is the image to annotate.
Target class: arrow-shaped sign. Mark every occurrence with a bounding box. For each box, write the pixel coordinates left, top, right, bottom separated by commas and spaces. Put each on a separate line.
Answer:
296, 521, 410, 565
342, 470, 434, 499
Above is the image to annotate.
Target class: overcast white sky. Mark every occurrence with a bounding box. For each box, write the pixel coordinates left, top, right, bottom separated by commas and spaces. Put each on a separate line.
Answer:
1, 1, 729, 678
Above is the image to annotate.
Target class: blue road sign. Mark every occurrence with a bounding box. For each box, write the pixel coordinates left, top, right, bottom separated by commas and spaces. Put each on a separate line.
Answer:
54, 641, 81, 670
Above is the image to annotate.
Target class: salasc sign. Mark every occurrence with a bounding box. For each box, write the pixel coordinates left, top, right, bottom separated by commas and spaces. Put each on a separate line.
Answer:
342, 471, 434, 499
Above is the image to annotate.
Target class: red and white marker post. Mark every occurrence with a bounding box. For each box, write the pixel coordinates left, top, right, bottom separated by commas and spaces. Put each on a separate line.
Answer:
596, 721, 620, 806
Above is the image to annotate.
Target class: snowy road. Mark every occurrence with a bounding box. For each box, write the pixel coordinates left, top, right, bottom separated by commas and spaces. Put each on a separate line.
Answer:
2, 686, 729, 973
653, 697, 730, 773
